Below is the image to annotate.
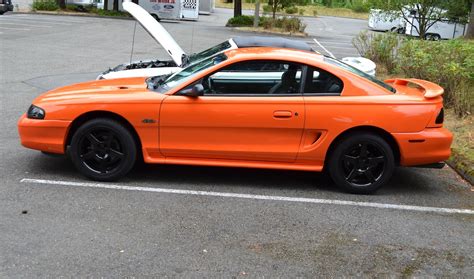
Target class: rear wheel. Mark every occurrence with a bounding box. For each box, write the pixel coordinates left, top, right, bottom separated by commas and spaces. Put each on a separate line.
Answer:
69, 118, 137, 181
424, 33, 441, 41
328, 133, 395, 194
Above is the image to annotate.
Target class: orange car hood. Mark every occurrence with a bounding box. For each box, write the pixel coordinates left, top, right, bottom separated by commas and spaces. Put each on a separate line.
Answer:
34, 77, 154, 104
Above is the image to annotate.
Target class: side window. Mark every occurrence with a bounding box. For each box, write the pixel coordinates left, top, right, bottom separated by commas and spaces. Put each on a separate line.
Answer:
303, 66, 343, 95
203, 60, 303, 95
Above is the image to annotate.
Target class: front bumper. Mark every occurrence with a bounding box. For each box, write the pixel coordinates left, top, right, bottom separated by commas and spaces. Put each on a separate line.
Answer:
18, 114, 71, 154
392, 127, 453, 166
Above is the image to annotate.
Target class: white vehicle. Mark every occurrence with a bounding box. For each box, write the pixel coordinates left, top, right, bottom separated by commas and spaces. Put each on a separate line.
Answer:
99, 1, 377, 80
137, 0, 199, 21
405, 14, 467, 40
66, 0, 96, 7
368, 9, 405, 33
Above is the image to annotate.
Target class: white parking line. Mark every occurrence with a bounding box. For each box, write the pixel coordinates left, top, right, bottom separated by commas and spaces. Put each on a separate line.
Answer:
0, 26, 30, 31
20, 178, 474, 215
0, 22, 53, 28
0, 17, 73, 25
6, 14, 88, 23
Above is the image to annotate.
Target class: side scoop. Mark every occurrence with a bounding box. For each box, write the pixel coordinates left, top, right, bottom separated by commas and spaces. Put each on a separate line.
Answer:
384, 78, 444, 99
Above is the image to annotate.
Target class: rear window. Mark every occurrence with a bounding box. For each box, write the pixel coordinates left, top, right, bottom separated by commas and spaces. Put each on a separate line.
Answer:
324, 57, 396, 93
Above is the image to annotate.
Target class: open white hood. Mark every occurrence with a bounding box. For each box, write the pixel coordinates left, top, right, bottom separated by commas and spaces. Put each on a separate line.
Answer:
123, 1, 187, 66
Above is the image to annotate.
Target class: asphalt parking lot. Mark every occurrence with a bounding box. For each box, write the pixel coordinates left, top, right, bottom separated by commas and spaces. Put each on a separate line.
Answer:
1, 12, 473, 277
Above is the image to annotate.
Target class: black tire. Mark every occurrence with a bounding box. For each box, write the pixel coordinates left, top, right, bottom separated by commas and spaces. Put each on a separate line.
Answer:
151, 14, 160, 21
328, 133, 395, 194
424, 33, 441, 41
69, 118, 137, 181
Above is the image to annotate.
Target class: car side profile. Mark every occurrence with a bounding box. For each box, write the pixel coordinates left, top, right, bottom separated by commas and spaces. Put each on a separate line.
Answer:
18, 47, 452, 194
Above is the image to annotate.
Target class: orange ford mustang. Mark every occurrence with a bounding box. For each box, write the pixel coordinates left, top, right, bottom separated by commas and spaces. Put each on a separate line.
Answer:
18, 47, 452, 194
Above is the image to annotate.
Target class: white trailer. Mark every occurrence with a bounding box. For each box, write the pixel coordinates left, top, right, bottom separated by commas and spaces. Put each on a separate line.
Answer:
405, 14, 467, 40
368, 9, 405, 33
136, 0, 199, 21
96, 0, 199, 21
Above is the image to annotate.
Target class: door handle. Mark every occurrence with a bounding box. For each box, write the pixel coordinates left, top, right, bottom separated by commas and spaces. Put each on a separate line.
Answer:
273, 110, 293, 118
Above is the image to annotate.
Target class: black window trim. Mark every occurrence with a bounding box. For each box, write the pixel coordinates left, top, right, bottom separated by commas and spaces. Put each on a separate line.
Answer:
175, 59, 343, 97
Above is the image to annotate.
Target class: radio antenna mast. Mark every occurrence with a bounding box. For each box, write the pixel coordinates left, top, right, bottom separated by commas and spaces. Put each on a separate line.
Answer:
130, 21, 138, 64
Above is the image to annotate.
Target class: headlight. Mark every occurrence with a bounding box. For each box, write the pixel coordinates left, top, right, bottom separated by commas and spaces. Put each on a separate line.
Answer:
27, 105, 45, 119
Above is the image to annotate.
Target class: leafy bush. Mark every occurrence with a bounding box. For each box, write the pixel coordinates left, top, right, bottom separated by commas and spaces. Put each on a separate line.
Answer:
285, 6, 298, 14
262, 16, 306, 33
226, 15, 255, 27
351, 3, 369, 13
32, 0, 59, 11
263, 4, 273, 13
398, 39, 473, 116
352, 31, 402, 73
299, 8, 304, 15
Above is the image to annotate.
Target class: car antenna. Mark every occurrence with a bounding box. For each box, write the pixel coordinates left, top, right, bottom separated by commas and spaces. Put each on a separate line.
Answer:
129, 21, 138, 64
313, 38, 336, 59
190, 21, 195, 54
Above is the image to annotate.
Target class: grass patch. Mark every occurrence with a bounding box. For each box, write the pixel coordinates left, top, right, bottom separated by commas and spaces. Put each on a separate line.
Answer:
216, 0, 368, 19
32, 0, 59, 11
444, 110, 474, 181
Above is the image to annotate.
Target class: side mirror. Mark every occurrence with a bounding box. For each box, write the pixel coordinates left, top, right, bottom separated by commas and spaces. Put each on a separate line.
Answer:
180, 84, 204, 97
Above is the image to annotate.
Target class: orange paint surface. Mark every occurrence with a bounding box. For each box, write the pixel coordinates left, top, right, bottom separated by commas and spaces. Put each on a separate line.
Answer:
18, 48, 452, 171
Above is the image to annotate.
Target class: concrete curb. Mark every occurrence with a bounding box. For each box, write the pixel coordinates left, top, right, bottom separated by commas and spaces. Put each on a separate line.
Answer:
446, 158, 474, 186
14, 11, 133, 21
230, 26, 307, 38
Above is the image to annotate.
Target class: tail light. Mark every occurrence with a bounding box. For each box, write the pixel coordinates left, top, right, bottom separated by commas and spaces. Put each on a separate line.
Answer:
427, 107, 444, 128
435, 108, 444, 124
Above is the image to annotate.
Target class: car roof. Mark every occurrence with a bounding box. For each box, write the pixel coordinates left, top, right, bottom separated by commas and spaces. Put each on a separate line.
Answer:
223, 47, 323, 64
231, 36, 314, 52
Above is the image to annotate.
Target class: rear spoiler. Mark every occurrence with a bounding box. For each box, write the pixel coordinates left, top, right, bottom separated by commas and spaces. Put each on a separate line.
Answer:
384, 78, 444, 99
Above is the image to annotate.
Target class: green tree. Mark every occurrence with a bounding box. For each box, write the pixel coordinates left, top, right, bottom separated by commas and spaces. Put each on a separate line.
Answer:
57, 0, 65, 9
369, 0, 470, 39
466, 2, 474, 38
269, 0, 295, 19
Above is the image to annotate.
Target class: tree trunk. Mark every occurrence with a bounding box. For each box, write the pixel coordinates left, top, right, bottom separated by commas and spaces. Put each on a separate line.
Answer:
103, 0, 108, 11
253, 0, 260, 28
57, 0, 66, 9
466, 2, 474, 39
113, 0, 119, 11
272, 1, 277, 19
234, 0, 242, 17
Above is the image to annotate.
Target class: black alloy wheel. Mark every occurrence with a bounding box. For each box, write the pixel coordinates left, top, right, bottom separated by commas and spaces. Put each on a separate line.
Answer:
69, 118, 137, 181
328, 133, 395, 194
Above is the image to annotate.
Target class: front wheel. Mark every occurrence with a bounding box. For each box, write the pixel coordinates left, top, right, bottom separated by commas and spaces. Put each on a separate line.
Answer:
69, 118, 137, 181
328, 133, 395, 194
151, 14, 160, 21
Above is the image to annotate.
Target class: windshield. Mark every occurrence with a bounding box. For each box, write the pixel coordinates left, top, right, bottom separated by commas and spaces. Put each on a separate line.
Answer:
157, 53, 228, 93
188, 41, 232, 64
324, 57, 396, 93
